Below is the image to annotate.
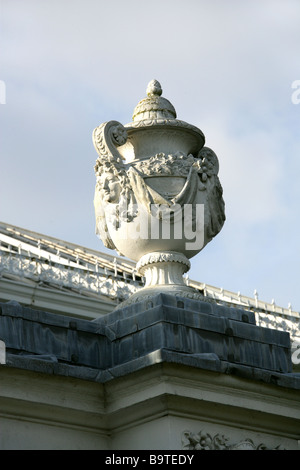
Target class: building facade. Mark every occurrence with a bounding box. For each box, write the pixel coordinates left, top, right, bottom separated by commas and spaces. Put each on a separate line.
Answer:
0, 221, 299, 450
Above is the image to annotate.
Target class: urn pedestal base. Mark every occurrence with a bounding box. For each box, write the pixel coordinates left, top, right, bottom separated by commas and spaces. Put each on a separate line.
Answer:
115, 251, 205, 310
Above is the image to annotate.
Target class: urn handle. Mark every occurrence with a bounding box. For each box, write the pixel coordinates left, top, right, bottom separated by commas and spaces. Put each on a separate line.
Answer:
93, 120, 128, 175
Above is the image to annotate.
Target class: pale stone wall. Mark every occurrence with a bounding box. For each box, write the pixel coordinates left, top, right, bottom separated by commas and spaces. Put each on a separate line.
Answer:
0, 364, 299, 450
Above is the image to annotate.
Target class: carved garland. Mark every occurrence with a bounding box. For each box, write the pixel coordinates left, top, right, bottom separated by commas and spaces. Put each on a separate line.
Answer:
93, 120, 222, 209
131, 147, 221, 185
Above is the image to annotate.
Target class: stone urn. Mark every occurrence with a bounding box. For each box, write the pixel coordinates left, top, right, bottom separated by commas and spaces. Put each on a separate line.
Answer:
93, 80, 225, 306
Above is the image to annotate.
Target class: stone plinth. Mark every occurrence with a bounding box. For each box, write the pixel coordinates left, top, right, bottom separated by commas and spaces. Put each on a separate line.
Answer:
93, 293, 292, 376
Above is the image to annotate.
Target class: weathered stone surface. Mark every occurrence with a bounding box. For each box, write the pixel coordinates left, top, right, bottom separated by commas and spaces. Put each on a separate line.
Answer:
1, 295, 298, 387
94, 294, 291, 373
99, 292, 256, 325
0, 300, 110, 370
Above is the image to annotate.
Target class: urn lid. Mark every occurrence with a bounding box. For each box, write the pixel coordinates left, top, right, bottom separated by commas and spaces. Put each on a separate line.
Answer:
132, 80, 177, 121
119, 79, 205, 163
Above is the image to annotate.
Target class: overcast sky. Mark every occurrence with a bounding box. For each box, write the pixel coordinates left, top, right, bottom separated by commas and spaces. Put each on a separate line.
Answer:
1, 0, 300, 310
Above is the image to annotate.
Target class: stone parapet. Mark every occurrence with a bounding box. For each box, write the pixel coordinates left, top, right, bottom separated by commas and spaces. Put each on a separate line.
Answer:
0, 295, 298, 386
0, 296, 300, 450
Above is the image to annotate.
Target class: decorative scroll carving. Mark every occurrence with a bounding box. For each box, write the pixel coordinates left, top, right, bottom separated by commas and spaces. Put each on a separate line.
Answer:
93, 121, 136, 250
93, 121, 132, 203
182, 430, 283, 450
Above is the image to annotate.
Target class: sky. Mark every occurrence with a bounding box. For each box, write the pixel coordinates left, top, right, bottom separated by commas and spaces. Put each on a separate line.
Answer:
1, 0, 300, 311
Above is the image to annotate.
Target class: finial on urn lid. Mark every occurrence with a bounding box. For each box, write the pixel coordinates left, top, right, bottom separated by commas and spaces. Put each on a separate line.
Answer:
132, 79, 177, 121
146, 79, 162, 97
